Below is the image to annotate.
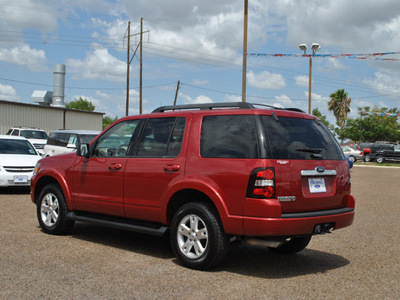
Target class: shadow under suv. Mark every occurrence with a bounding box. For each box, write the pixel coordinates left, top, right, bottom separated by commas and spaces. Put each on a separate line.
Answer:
31, 102, 355, 270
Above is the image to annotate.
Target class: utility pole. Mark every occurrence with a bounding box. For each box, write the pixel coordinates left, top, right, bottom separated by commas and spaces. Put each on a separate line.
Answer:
173, 80, 181, 106
125, 22, 130, 117
139, 18, 143, 114
124, 19, 149, 115
242, 0, 248, 102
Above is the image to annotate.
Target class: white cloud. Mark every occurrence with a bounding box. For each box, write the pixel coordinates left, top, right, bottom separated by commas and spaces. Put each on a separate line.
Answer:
270, 0, 400, 52
363, 72, 400, 95
0, 45, 47, 71
274, 94, 293, 106
247, 70, 286, 90
179, 92, 213, 105
67, 49, 126, 82
0, 83, 18, 101
70, 89, 144, 117
0, 0, 58, 32
295, 75, 309, 88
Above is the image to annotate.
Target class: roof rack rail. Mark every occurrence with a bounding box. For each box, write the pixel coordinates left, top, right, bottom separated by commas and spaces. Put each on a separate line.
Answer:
152, 102, 253, 113
152, 102, 306, 114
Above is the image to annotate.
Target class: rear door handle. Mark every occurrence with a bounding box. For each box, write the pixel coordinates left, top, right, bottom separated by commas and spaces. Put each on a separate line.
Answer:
164, 164, 180, 172
109, 163, 122, 170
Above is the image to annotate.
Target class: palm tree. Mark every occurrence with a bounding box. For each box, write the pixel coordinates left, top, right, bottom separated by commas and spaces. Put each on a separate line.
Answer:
328, 89, 351, 143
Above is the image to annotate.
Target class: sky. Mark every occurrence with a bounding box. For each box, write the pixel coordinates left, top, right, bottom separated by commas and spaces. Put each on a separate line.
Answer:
1, 0, 400, 125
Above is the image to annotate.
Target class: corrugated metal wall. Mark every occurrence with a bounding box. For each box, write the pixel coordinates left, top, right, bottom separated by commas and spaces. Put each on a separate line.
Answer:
0, 100, 103, 134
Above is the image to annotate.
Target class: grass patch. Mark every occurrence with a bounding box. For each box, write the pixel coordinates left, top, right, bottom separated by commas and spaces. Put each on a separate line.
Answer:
354, 161, 400, 167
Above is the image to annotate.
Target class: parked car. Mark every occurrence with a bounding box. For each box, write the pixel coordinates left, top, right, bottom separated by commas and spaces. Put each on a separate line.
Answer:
358, 142, 373, 162
31, 102, 355, 270
341, 145, 362, 162
44, 130, 100, 157
0, 135, 42, 187
369, 142, 400, 163
6, 127, 48, 156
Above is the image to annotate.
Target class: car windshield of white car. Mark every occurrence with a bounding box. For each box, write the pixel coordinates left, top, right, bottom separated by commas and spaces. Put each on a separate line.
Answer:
0, 140, 37, 155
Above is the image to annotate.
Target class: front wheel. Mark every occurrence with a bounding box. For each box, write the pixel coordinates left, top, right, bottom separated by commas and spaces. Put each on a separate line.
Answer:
170, 202, 228, 270
37, 184, 74, 235
364, 154, 371, 162
268, 236, 311, 254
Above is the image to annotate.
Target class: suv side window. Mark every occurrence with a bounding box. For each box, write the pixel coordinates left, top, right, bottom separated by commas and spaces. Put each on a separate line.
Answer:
11, 129, 19, 136
67, 134, 78, 147
200, 115, 258, 159
136, 117, 185, 157
94, 120, 139, 157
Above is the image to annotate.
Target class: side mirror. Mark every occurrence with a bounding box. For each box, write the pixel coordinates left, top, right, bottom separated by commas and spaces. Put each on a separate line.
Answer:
78, 143, 90, 158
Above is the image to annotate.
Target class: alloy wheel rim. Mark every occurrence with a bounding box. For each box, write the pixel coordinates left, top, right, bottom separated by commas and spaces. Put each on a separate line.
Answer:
40, 193, 60, 227
177, 214, 208, 259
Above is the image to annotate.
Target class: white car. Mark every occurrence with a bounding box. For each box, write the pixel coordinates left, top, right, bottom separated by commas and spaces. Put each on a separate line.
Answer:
6, 127, 48, 156
341, 145, 362, 162
44, 130, 100, 157
0, 135, 42, 187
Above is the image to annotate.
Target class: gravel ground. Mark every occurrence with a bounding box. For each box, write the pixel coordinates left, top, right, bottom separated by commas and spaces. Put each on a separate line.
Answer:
1, 166, 399, 299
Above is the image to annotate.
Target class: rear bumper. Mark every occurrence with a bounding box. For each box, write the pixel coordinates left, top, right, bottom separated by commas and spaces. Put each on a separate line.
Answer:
242, 208, 355, 236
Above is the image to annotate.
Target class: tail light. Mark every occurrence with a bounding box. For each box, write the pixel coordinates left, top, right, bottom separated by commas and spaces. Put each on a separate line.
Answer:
246, 167, 275, 199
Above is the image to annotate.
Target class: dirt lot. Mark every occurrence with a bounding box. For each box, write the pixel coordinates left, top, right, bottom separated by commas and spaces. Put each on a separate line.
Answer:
1, 166, 399, 299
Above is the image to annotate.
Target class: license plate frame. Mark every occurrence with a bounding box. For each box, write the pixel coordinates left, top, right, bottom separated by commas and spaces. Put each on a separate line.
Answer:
308, 177, 326, 193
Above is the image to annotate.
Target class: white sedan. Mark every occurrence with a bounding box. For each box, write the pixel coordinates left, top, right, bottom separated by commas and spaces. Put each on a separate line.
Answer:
0, 135, 41, 187
341, 145, 362, 162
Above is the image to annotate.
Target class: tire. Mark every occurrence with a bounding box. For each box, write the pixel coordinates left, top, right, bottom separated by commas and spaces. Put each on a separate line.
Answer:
364, 154, 371, 162
170, 202, 228, 270
37, 184, 74, 235
376, 155, 385, 164
269, 236, 311, 254
349, 156, 356, 162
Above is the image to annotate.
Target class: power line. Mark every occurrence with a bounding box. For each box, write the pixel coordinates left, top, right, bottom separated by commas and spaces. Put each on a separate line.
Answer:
0, 76, 175, 91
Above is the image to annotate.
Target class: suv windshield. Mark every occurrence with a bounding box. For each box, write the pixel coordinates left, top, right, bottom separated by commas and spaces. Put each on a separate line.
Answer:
262, 115, 344, 160
20, 130, 48, 139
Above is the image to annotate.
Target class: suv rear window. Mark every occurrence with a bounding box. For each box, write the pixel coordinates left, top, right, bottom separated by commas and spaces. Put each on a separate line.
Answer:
201, 115, 258, 159
262, 115, 343, 160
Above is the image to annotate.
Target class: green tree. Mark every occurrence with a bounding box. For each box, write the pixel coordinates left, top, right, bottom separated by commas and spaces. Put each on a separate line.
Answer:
342, 106, 400, 142
65, 97, 95, 111
103, 115, 118, 129
328, 89, 351, 143
312, 108, 334, 132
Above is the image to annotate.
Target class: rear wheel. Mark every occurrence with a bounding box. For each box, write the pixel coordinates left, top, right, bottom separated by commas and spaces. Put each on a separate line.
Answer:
37, 184, 74, 235
170, 202, 228, 270
269, 236, 311, 254
376, 155, 385, 164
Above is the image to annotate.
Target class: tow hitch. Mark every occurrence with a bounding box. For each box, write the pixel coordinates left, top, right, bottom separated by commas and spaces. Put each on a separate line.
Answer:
313, 223, 334, 235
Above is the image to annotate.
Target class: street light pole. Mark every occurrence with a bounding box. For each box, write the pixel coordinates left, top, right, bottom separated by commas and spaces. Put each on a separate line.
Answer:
308, 55, 312, 114
299, 43, 321, 114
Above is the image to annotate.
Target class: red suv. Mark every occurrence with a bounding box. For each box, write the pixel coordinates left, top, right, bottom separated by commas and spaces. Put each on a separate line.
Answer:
31, 102, 355, 269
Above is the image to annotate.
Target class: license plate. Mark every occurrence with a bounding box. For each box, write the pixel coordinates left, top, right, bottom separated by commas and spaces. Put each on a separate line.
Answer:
308, 178, 326, 193
13, 175, 28, 184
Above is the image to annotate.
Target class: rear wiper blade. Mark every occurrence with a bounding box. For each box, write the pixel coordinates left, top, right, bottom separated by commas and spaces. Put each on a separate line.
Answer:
295, 148, 322, 154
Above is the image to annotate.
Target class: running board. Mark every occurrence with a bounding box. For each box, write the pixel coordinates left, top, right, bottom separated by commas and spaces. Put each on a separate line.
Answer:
66, 212, 169, 237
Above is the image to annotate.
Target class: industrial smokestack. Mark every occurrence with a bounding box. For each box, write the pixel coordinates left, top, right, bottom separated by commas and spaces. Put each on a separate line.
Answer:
52, 64, 66, 107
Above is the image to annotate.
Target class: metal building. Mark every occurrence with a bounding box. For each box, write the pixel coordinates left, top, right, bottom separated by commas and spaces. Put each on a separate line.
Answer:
0, 100, 104, 134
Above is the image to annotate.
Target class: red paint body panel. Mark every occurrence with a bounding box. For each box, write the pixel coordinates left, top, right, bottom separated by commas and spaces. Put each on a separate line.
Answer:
31, 106, 355, 239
